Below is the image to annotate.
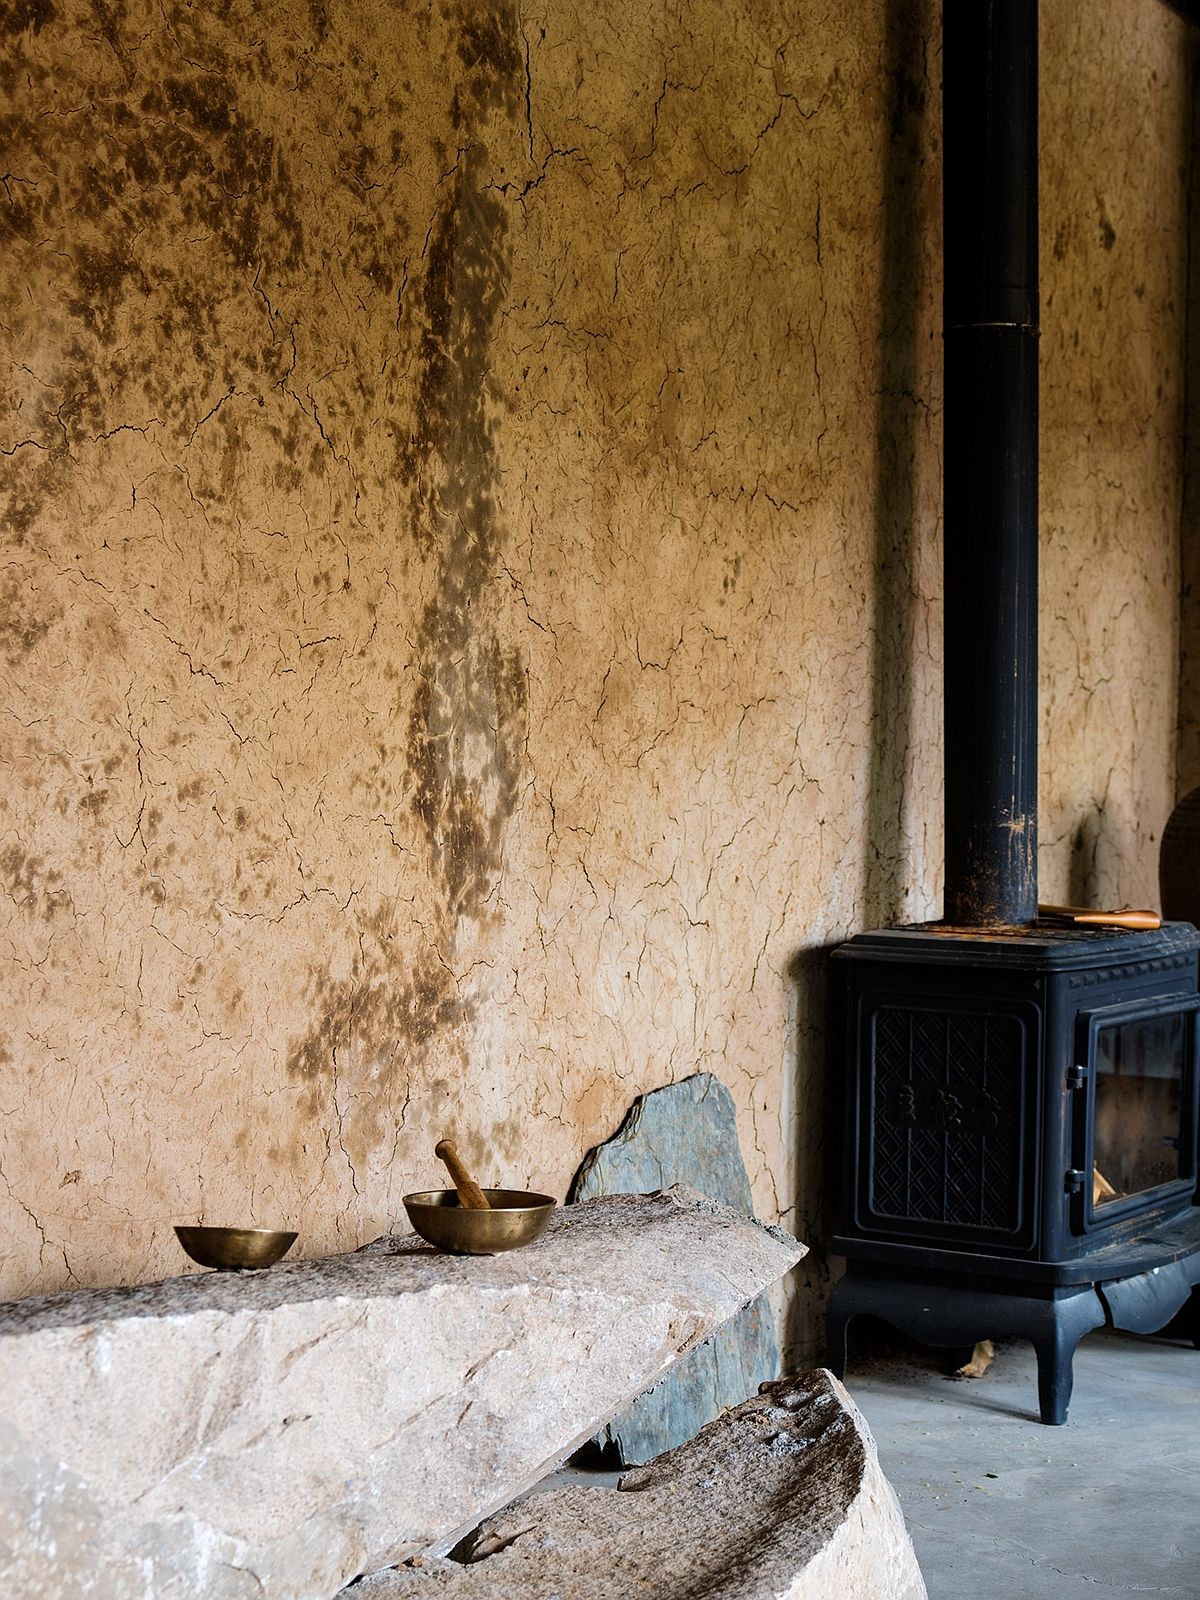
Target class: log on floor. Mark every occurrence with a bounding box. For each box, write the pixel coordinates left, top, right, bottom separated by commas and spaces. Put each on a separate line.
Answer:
352, 1370, 927, 1600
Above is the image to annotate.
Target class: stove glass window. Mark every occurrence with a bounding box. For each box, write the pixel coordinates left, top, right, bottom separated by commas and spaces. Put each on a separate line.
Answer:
1092, 1013, 1185, 1206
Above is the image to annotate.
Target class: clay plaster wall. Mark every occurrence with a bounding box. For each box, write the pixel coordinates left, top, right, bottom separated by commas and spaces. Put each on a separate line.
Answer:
0, 0, 1191, 1360
1039, 2, 1193, 907
1177, 24, 1200, 801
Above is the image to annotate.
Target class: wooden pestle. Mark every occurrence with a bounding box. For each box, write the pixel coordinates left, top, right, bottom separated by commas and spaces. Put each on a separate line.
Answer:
434, 1139, 491, 1210
1039, 903, 1162, 932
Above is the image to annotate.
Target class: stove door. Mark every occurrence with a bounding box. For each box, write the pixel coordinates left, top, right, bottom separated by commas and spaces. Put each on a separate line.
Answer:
851, 991, 1042, 1254
1070, 994, 1200, 1235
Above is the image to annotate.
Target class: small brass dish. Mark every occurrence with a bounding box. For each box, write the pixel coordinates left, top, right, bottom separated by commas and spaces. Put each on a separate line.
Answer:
402, 1189, 557, 1255
175, 1225, 298, 1271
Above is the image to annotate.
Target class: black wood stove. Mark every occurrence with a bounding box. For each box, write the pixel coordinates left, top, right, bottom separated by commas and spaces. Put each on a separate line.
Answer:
827, 3, 1200, 1423
829, 920, 1200, 1423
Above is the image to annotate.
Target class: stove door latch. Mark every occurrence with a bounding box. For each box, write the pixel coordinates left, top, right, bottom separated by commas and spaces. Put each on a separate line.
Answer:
1064, 1168, 1087, 1195
1065, 1063, 1089, 1091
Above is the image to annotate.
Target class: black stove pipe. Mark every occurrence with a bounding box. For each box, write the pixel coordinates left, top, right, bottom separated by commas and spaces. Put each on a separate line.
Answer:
942, 2, 1039, 927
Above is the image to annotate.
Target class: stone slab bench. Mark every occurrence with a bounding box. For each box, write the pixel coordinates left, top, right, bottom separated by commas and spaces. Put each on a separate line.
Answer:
350, 1369, 927, 1600
0, 1187, 802, 1599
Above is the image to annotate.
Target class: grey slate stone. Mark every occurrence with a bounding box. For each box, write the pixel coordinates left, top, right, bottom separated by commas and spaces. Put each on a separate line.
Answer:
569, 1072, 783, 1463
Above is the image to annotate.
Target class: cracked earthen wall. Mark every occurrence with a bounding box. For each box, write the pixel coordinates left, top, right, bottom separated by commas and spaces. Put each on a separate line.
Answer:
1040, 4, 1193, 907
0, 0, 1191, 1359
1178, 24, 1200, 803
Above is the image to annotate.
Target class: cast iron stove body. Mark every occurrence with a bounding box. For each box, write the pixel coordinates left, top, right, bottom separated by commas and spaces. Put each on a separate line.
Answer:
828, 919, 1200, 1422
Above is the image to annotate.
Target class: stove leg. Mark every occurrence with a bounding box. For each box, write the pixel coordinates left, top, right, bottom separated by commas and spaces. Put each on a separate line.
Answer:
1030, 1291, 1106, 1425
826, 1280, 853, 1378
1032, 1326, 1074, 1426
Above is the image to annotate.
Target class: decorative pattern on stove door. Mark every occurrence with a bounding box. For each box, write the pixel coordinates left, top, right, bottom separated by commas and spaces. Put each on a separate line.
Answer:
858, 1000, 1038, 1250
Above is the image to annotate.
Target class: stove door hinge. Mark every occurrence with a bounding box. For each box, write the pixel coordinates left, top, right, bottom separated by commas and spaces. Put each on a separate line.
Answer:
1064, 1168, 1087, 1195
1065, 1063, 1089, 1091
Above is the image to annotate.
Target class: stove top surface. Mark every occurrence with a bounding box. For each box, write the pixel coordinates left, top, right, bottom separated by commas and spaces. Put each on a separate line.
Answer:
835, 918, 1200, 969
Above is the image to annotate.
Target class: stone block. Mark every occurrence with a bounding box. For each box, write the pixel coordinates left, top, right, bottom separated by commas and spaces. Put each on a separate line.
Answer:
349, 1369, 927, 1600
571, 1072, 779, 1461
0, 1188, 803, 1599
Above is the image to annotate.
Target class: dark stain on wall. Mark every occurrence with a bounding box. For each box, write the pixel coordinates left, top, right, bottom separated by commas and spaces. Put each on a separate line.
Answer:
0, 1, 306, 477
285, 0, 527, 1134
288, 952, 469, 1092
286, 941, 476, 1170
5, 0, 529, 1172
306, 0, 330, 44
406, 606, 529, 924
0, 0, 56, 37
400, 1, 528, 926
136, 74, 305, 276
76, 787, 109, 819
0, 844, 72, 920
453, 6, 522, 91
395, 0, 522, 547
0, 572, 58, 666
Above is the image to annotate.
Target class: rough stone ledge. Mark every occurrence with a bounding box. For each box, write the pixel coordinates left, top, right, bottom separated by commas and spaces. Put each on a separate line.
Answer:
349, 1369, 926, 1600
0, 1187, 803, 1600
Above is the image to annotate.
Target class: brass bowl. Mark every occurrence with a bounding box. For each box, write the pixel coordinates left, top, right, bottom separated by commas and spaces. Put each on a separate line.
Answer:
402, 1189, 557, 1255
175, 1225, 298, 1271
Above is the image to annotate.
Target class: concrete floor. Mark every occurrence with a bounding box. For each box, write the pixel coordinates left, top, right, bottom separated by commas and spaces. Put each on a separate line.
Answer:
845, 1329, 1200, 1600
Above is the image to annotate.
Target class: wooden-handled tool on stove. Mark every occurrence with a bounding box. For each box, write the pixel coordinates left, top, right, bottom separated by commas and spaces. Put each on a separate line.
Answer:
1039, 903, 1162, 931
434, 1139, 491, 1209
